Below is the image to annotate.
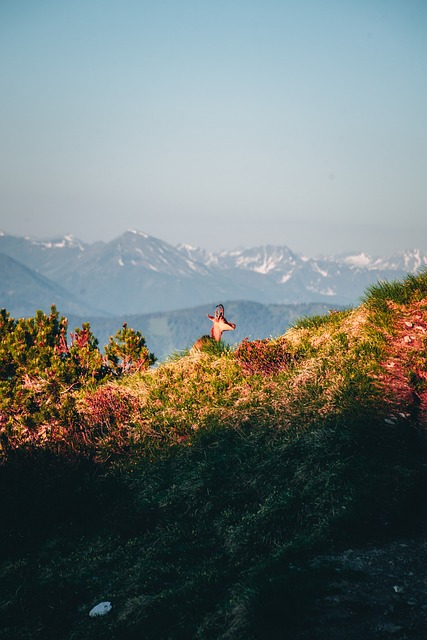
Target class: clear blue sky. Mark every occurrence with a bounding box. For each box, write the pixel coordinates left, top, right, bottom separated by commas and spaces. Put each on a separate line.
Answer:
1, 0, 426, 255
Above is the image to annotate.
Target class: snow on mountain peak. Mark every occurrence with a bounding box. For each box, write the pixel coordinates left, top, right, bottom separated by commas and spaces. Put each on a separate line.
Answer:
402, 249, 425, 271
225, 245, 298, 277
33, 235, 86, 251
176, 243, 217, 267
341, 252, 373, 268
127, 229, 149, 238
107, 231, 210, 277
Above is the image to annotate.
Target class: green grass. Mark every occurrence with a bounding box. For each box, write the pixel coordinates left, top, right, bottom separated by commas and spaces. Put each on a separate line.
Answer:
364, 269, 427, 307
1, 273, 427, 638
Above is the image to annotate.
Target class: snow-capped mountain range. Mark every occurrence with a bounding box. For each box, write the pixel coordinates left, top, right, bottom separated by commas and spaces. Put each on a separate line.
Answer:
1, 229, 426, 318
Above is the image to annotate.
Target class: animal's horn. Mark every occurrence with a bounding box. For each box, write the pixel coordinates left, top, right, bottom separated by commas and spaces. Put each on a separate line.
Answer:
215, 304, 224, 319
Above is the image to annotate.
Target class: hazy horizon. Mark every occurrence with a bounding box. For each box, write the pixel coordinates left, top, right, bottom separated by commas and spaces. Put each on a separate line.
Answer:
1, 1, 426, 257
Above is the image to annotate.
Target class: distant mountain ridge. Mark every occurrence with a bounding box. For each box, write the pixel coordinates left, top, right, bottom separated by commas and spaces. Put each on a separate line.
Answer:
0, 252, 103, 317
1, 229, 426, 318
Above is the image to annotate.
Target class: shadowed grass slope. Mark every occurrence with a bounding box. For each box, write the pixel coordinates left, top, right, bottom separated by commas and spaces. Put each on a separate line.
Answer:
1, 271, 427, 639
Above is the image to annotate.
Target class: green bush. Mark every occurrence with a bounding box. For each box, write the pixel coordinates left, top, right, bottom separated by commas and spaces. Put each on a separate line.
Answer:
105, 322, 156, 374
0, 307, 155, 455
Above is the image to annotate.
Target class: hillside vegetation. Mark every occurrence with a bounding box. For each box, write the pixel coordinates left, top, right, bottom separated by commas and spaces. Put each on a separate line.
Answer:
67, 300, 336, 361
1, 272, 427, 639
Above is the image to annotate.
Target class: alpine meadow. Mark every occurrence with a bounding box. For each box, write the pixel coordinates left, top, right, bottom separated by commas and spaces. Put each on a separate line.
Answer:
1, 272, 427, 638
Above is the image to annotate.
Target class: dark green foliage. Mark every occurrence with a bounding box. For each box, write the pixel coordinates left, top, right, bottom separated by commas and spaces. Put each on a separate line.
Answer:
0, 409, 423, 639
105, 322, 156, 373
0, 448, 120, 557
0, 306, 155, 455
0, 307, 100, 451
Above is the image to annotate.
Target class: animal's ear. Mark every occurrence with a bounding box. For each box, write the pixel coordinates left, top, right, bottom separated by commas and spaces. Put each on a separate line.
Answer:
207, 314, 215, 322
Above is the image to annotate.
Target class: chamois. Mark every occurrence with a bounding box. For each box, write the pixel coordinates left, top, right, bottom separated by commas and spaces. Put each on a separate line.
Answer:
193, 304, 236, 350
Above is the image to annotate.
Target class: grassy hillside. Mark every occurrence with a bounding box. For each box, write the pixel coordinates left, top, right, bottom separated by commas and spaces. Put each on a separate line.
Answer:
1, 273, 427, 638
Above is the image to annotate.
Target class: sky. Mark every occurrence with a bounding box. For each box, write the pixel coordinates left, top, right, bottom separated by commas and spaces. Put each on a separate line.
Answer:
1, 0, 426, 256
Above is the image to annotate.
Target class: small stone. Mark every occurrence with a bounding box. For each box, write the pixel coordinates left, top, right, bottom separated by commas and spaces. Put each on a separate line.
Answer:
404, 321, 413, 328
393, 585, 404, 594
89, 601, 112, 617
403, 335, 413, 344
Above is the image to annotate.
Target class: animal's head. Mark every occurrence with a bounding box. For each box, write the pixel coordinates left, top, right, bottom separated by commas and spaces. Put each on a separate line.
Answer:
208, 304, 236, 341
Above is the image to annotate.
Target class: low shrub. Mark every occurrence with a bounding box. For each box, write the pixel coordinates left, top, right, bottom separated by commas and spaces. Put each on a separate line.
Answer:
234, 337, 295, 375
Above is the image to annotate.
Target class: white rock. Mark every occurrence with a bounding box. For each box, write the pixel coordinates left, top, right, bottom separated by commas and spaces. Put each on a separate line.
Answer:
89, 601, 112, 617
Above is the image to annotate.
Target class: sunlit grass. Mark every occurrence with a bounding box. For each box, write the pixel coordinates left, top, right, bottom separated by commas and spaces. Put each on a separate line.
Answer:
364, 269, 427, 308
